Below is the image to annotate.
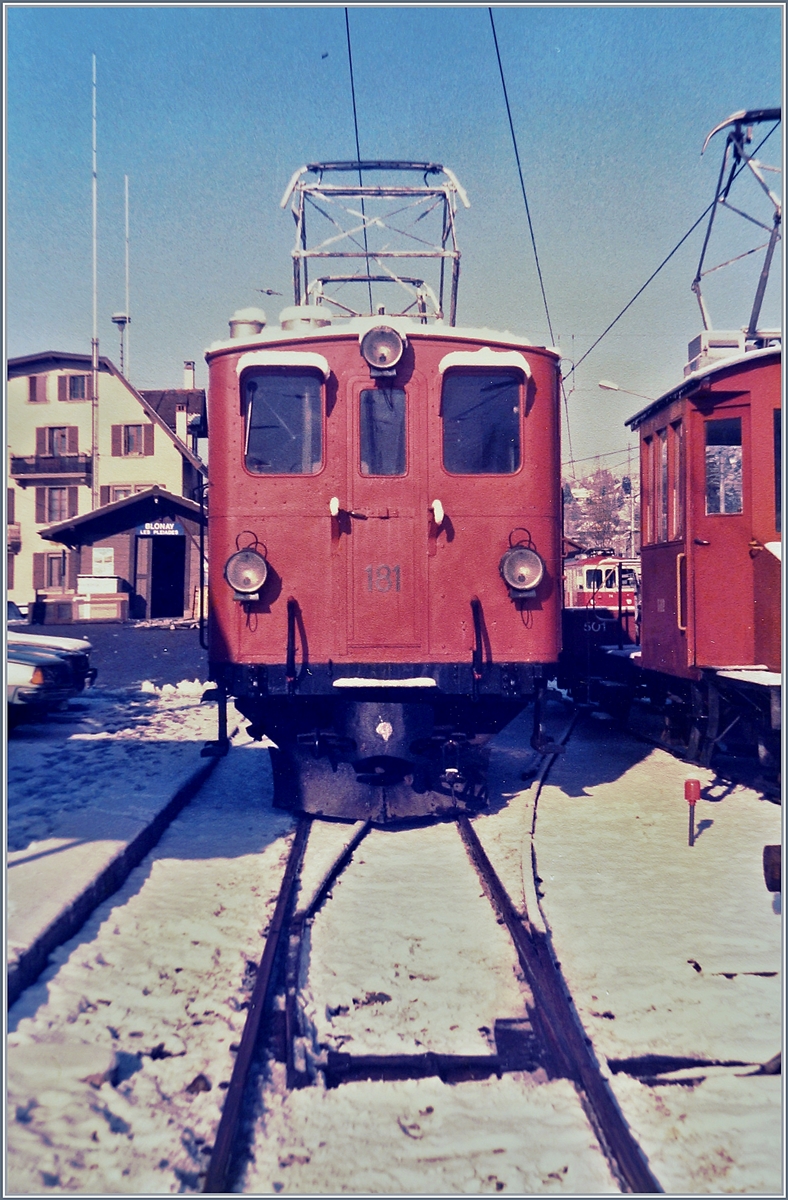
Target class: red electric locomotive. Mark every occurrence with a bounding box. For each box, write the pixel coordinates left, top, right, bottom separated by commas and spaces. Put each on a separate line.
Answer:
623, 110, 782, 772
205, 163, 562, 822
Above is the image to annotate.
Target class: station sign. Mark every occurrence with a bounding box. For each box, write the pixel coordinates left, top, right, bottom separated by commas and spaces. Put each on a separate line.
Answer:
136, 518, 186, 537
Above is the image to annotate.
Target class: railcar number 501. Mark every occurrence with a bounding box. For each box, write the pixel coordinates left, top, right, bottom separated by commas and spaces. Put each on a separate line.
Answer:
365, 564, 401, 593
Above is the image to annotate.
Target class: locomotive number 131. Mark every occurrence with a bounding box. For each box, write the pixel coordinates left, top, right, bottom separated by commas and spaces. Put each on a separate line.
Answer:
365, 564, 401, 593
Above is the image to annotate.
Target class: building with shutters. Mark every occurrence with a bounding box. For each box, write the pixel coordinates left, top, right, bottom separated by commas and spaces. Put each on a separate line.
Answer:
7, 351, 207, 617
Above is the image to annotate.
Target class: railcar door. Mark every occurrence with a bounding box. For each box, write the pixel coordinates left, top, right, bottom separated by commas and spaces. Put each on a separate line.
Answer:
689, 403, 754, 666
343, 373, 428, 656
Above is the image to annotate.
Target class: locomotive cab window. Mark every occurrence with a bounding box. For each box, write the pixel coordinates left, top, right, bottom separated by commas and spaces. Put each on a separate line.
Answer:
360, 387, 406, 475
244, 370, 323, 474
441, 369, 521, 474
705, 417, 742, 514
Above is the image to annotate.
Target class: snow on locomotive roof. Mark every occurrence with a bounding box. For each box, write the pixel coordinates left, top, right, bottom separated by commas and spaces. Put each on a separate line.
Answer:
206, 313, 560, 358
625, 342, 781, 430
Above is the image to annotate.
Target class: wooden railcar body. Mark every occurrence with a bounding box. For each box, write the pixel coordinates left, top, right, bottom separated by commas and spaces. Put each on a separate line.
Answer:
625, 343, 781, 768
628, 346, 781, 679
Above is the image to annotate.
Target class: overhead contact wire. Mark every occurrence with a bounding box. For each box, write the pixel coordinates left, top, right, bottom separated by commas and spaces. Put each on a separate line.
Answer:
566, 121, 780, 379
488, 8, 574, 470
344, 8, 374, 314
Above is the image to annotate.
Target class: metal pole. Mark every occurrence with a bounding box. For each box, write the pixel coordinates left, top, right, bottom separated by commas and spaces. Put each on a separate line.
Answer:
91, 54, 100, 510
124, 174, 130, 380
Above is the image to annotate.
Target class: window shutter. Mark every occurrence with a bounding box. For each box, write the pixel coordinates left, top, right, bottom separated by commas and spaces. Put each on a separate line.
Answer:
33, 552, 45, 590
68, 487, 78, 518
36, 427, 47, 455
87, 374, 94, 403
7, 551, 14, 591
35, 488, 46, 522
58, 376, 67, 402
111, 425, 122, 456
29, 376, 38, 403
144, 424, 155, 456
7, 488, 15, 523
67, 550, 79, 590
67, 426, 79, 453
100, 486, 110, 506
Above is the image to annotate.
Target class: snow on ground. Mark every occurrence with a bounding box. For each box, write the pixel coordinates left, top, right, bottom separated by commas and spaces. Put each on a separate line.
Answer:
7, 681, 216, 854
245, 1070, 617, 1195
300, 822, 532, 1058
6, 687, 782, 1194
7, 722, 297, 1195
490, 706, 782, 1195
243, 820, 619, 1194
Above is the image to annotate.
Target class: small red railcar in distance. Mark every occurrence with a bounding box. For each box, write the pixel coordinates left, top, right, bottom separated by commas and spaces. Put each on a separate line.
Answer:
205, 163, 562, 822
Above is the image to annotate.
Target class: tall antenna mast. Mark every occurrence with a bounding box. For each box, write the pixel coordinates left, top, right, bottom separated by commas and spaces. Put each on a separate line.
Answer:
112, 176, 131, 376
125, 175, 130, 377
91, 54, 100, 509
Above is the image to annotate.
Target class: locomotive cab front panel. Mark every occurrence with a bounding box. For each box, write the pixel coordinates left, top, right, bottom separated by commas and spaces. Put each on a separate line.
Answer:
206, 321, 562, 823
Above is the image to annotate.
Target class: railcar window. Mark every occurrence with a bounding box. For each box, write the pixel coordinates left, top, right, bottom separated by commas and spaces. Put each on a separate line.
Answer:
604, 568, 617, 588
244, 371, 322, 475
586, 569, 603, 589
705, 417, 742, 514
669, 420, 685, 539
657, 429, 668, 541
621, 568, 638, 588
642, 437, 653, 544
360, 387, 406, 476
774, 410, 781, 533
441, 370, 521, 474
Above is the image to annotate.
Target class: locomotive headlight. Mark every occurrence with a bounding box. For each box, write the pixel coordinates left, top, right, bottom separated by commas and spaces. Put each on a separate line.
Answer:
224, 548, 268, 597
360, 326, 405, 373
499, 546, 544, 599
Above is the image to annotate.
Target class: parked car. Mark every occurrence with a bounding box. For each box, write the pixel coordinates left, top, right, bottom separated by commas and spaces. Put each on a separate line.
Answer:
7, 645, 77, 726
7, 623, 97, 691
8, 632, 96, 691
8, 600, 26, 624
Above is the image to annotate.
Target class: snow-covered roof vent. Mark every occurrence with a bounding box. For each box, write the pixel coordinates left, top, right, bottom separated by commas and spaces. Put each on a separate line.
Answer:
279, 306, 332, 332
685, 330, 745, 377
229, 308, 267, 339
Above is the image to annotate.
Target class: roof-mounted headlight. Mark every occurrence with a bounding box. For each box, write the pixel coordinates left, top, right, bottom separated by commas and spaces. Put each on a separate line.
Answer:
359, 326, 406, 376
224, 548, 268, 599
499, 546, 544, 600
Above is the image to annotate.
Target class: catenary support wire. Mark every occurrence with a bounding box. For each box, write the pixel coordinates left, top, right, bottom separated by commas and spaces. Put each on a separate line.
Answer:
488, 8, 575, 469
344, 9, 374, 313
566, 121, 780, 379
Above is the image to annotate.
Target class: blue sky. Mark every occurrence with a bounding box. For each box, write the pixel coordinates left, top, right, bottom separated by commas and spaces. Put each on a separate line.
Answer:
6, 4, 783, 471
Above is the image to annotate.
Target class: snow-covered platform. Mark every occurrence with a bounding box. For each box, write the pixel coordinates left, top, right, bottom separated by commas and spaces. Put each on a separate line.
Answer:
7, 682, 223, 1005
476, 706, 782, 1194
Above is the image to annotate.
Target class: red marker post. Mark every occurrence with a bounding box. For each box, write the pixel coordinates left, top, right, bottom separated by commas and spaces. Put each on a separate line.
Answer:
685, 779, 700, 847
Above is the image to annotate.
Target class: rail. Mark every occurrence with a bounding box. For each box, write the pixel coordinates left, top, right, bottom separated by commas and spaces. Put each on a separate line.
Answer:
203, 818, 310, 1194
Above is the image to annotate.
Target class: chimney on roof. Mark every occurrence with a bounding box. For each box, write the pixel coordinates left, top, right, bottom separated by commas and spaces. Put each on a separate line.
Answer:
183, 360, 196, 389
176, 404, 188, 444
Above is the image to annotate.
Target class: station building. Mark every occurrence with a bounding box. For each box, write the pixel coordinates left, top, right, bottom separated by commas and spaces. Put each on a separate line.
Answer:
7, 352, 207, 622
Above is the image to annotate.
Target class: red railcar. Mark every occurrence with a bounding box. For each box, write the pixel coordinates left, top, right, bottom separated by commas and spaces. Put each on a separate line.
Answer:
205, 163, 562, 821
623, 111, 781, 771
563, 552, 640, 614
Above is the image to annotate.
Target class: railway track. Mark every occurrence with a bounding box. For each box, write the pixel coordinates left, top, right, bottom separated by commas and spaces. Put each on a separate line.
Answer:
203, 734, 662, 1195
9, 709, 777, 1194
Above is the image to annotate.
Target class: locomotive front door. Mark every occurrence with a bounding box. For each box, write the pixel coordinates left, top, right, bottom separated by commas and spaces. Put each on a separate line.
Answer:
344, 375, 428, 655
689, 402, 754, 667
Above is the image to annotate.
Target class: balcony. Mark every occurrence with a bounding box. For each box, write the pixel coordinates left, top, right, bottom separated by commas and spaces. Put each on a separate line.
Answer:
10, 454, 92, 486
8, 522, 21, 551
